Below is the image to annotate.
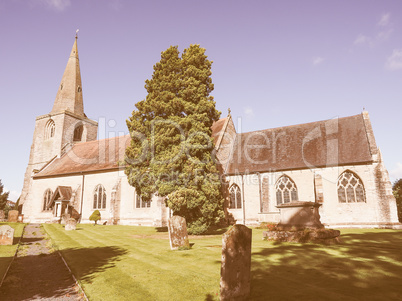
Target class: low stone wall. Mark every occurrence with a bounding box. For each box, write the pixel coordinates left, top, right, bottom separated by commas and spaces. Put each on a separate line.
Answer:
263, 229, 341, 244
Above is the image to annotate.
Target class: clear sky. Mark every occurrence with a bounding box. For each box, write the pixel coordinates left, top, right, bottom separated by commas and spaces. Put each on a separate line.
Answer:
1, 0, 402, 201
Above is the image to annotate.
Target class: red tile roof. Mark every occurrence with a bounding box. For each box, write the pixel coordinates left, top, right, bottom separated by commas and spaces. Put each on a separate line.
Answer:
35, 114, 374, 178
226, 114, 374, 174
35, 135, 131, 178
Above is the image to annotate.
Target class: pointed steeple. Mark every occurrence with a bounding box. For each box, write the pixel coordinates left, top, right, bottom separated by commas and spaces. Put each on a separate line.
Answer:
51, 35, 84, 117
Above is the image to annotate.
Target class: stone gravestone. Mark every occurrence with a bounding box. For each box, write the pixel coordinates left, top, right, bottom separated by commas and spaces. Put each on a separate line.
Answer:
65, 218, 77, 231
7, 210, 19, 223
0, 225, 15, 245
0, 210, 5, 222
220, 224, 252, 301
168, 216, 190, 250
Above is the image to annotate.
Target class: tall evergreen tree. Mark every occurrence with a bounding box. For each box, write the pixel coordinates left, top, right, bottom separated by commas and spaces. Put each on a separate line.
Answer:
0, 180, 10, 210
125, 45, 224, 234
392, 179, 402, 222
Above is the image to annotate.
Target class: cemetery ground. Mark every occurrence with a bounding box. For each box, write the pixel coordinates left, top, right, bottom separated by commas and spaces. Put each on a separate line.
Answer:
1, 224, 402, 300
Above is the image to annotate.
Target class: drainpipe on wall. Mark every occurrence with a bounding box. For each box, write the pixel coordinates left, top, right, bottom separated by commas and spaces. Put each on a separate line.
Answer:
257, 172, 262, 213
80, 173, 85, 222
241, 174, 246, 225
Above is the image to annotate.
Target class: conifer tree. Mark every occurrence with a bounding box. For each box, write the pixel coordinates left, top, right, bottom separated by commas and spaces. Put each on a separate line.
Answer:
125, 45, 224, 234
0, 180, 10, 210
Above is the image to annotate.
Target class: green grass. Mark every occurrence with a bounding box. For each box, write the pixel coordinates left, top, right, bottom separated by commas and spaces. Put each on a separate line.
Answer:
0, 223, 25, 281
43, 224, 402, 301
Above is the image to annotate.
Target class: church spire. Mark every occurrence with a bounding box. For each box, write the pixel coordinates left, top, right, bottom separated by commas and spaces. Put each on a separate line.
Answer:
51, 34, 84, 117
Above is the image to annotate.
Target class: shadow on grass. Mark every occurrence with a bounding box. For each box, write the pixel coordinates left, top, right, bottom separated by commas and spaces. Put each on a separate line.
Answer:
155, 226, 168, 232
250, 231, 402, 301
0, 246, 127, 300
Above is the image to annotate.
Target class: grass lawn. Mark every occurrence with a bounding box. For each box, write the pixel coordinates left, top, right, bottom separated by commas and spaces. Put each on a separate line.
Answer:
0, 222, 25, 281
43, 224, 402, 301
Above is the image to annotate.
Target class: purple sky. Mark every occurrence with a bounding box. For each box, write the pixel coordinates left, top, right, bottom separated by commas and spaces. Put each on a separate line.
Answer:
1, 0, 402, 201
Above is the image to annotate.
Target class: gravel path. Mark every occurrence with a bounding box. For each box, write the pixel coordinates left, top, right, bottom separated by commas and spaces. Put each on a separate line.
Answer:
0, 224, 85, 301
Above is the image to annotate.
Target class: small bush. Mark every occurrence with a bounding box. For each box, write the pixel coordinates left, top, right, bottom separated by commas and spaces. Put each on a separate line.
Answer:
89, 210, 101, 225
258, 222, 278, 231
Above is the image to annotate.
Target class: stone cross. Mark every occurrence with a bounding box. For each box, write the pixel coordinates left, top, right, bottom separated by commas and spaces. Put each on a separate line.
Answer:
65, 218, 77, 231
168, 216, 190, 250
0, 225, 15, 245
7, 210, 19, 223
220, 224, 252, 301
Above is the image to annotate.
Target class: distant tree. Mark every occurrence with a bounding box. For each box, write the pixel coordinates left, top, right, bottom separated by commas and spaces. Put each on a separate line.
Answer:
89, 210, 101, 225
125, 45, 225, 234
0, 180, 10, 210
392, 179, 402, 222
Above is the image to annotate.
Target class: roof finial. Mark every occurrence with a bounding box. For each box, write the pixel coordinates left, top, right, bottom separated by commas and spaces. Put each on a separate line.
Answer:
75, 29, 79, 38
228, 108, 231, 116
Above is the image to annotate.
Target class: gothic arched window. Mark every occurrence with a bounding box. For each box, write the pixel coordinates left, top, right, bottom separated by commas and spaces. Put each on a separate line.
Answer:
337, 171, 366, 203
45, 119, 55, 139
73, 124, 83, 142
93, 184, 107, 209
276, 175, 298, 205
135, 193, 151, 208
43, 189, 53, 211
229, 184, 242, 209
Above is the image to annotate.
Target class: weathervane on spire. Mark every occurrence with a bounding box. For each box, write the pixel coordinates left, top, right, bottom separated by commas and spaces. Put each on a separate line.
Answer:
76, 29, 79, 38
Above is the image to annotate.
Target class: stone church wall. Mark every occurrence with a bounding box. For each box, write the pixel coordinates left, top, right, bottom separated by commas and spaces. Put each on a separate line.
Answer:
25, 170, 169, 226
226, 162, 399, 228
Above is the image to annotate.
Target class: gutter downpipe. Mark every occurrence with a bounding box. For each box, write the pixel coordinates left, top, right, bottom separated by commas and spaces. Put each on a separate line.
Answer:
80, 172, 85, 222
241, 174, 246, 225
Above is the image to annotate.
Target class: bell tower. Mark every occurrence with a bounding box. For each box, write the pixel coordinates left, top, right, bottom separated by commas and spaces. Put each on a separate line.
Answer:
20, 34, 98, 208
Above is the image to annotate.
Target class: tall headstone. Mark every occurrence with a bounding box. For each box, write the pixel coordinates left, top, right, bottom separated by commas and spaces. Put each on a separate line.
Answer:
0, 225, 15, 245
220, 224, 252, 301
7, 210, 19, 223
168, 216, 190, 250
0, 210, 5, 221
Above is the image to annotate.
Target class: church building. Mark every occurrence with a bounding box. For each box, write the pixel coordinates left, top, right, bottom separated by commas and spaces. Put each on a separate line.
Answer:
20, 37, 400, 228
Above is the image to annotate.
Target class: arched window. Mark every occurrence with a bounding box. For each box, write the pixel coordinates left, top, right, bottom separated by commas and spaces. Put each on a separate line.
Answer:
276, 175, 298, 205
93, 184, 107, 209
45, 119, 55, 139
73, 124, 83, 142
229, 184, 242, 209
135, 193, 151, 208
337, 171, 366, 203
43, 189, 53, 211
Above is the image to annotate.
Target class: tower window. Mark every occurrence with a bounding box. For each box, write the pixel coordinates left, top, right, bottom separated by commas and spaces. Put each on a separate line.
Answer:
276, 175, 298, 205
74, 124, 83, 142
229, 184, 242, 209
45, 120, 55, 139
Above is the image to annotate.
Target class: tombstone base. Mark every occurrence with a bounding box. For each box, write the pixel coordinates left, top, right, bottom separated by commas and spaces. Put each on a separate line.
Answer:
263, 228, 341, 244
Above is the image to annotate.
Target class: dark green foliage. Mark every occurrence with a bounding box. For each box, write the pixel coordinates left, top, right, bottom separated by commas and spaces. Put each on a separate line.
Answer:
125, 45, 225, 234
392, 179, 402, 222
89, 210, 101, 225
0, 180, 9, 210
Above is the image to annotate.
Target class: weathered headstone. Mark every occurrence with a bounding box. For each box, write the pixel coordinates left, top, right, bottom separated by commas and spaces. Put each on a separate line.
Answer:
0, 210, 5, 221
65, 218, 77, 231
7, 210, 19, 223
0, 225, 15, 245
168, 216, 190, 250
220, 224, 252, 301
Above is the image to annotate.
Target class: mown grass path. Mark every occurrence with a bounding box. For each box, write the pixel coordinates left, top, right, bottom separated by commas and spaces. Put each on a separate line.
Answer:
44, 224, 402, 301
0, 222, 25, 283
0, 224, 85, 300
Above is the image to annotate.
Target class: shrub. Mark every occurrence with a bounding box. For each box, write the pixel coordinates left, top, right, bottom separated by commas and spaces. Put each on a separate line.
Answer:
258, 222, 278, 231
89, 210, 101, 225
